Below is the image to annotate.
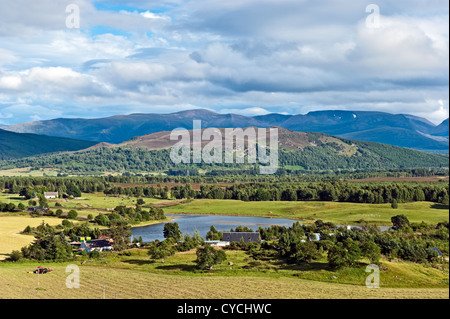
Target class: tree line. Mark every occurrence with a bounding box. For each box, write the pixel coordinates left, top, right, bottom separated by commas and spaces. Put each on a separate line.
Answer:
104, 181, 449, 205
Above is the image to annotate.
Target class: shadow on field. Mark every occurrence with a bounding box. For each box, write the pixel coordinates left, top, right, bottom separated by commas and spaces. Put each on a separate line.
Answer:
122, 259, 155, 266
431, 203, 449, 210
277, 261, 331, 272
8, 197, 24, 201
155, 264, 197, 272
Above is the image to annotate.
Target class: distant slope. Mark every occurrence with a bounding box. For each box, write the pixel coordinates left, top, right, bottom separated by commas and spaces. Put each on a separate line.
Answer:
2, 128, 447, 173
0, 129, 96, 160
430, 118, 449, 137
338, 127, 449, 152
3, 109, 448, 152
93, 127, 342, 151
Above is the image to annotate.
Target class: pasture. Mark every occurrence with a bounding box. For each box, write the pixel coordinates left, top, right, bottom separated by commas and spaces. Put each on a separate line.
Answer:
163, 199, 449, 226
0, 248, 448, 299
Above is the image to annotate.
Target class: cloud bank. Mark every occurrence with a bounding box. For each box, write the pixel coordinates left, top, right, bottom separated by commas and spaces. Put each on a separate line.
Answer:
0, 0, 448, 125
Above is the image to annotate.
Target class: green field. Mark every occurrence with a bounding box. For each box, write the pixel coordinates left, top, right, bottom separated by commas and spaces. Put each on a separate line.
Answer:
0, 168, 60, 177
0, 248, 448, 299
163, 199, 449, 226
1, 191, 448, 299
0, 192, 163, 219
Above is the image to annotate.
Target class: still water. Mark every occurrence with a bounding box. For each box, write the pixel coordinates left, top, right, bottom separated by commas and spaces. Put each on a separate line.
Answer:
131, 214, 296, 242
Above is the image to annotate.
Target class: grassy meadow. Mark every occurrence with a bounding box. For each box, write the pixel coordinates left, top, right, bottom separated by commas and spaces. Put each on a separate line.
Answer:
0, 248, 448, 299
0, 190, 448, 299
163, 199, 449, 226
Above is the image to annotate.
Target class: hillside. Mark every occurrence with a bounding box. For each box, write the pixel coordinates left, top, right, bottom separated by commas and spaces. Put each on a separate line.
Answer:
91, 127, 347, 151
1, 128, 447, 174
430, 118, 450, 137
3, 109, 448, 152
0, 129, 96, 160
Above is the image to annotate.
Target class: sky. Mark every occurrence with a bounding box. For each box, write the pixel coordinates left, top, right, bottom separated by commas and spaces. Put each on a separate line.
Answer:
0, 0, 448, 125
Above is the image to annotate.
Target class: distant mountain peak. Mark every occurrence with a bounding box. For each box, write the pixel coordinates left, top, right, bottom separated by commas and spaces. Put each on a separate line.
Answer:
2, 108, 448, 153
173, 108, 218, 116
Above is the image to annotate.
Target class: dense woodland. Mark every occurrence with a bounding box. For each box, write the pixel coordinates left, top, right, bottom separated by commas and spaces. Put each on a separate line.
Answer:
0, 174, 448, 205
0, 143, 448, 175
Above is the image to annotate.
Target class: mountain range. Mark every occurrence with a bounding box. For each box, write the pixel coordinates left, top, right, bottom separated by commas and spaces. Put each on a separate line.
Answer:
2, 127, 448, 174
3, 109, 448, 153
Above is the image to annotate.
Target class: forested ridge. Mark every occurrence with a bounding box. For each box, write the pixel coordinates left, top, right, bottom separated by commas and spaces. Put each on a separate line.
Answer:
0, 141, 447, 175
1, 176, 448, 205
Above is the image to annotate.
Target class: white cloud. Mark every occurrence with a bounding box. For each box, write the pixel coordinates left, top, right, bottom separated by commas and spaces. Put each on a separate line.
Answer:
219, 107, 271, 116
0, 74, 22, 90
140, 11, 171, 22
0, 0, 448, 125
348, 15, 449, 79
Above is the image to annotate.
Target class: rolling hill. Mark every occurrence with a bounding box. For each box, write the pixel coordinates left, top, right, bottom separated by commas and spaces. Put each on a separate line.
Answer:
0, 129, 96, 160
1, 127, 447, 174
3, 109, 448, 152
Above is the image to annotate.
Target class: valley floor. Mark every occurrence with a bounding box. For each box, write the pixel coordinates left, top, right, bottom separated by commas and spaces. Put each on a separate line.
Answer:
0, 192, 448, 299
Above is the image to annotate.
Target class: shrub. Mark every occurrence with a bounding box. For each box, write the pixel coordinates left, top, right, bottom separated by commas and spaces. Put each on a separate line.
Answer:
391, 199, 399, 209
95, 214, 110, 226
327, 238, 361, 268
195, 244, 227, 270
361, 241, 381, 265
391, 214, 410, 230
8, 250, 23, 262
67, 210, 78, 220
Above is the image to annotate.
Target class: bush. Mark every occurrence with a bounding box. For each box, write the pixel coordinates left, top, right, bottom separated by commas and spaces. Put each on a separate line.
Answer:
148, 239, 175, 261
23, 225, 33, 234
95, 214, 110, 226
62, 219, 73, 228
361, 241, 381, 265
89, 250, 100, 259
195, 244, 227, 270
8, 250, 23, 262
67, 210, 78, 220
391, 214, 410, 230
292, 241, 322, 264
327, 238, 361, 268
391, 200, 399, 209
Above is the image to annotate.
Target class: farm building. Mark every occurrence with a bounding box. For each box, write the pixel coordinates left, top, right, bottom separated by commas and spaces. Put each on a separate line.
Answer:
222, 232, 261, 243
79, 239, 113, 253
44, 192, 59, 199
204, 240, 230, 247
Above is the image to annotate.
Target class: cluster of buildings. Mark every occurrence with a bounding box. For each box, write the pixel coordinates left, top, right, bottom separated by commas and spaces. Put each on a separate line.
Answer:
70, 235, 114, 253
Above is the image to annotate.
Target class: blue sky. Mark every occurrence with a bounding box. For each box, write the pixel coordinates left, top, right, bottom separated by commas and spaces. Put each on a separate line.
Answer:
0, 0, 448, 125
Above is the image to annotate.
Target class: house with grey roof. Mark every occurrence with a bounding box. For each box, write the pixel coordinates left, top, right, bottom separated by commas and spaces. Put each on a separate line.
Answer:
79, 239, 113, 253
222, 232, 261, 244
